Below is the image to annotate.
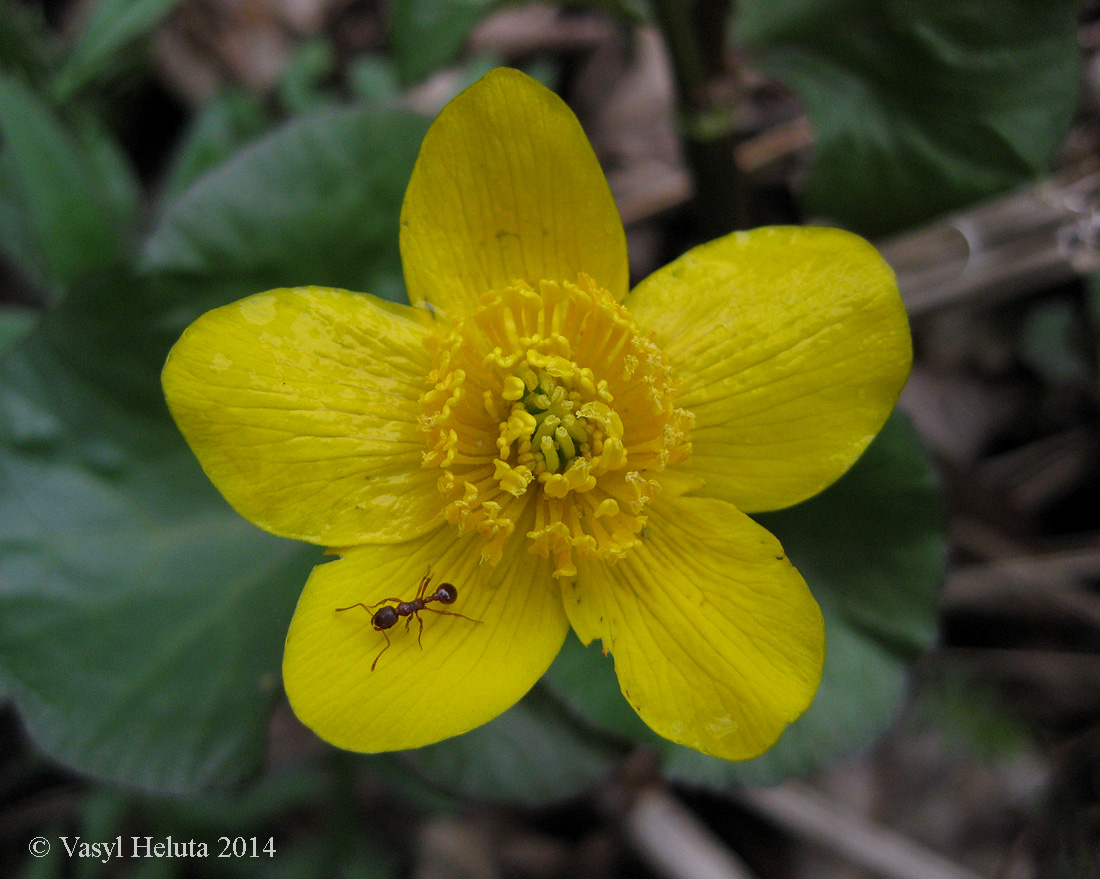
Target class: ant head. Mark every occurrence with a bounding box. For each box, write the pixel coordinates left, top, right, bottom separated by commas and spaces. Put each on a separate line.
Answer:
436, 583, 458, 604
372, 606, 399, 630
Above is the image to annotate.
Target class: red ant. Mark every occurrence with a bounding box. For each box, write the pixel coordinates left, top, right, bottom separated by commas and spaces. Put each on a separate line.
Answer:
336, 568, 481, 671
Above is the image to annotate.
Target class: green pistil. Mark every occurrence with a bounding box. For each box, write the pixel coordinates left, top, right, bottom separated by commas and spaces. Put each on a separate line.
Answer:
532, 413, 560, 449
540, 435, 560, 473
520, 369, 589, 473
554, 425, 576, 459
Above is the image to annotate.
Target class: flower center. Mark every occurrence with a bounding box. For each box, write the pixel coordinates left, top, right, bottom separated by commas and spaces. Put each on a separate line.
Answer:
419, 274, 693, 577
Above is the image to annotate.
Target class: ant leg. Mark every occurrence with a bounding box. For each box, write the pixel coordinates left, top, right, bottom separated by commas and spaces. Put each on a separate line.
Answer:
335, 602, 372, 613
416, 569, 432, 600
336, 598, 403, 613
423, 608, 483, 625
401, 612, 426, 648
370, 630, 392, 672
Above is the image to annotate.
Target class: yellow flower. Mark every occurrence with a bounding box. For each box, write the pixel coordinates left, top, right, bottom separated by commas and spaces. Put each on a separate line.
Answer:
162, 68, 911, 762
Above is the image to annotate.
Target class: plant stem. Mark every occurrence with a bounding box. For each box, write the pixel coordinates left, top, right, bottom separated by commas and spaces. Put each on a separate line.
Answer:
650, 0, 749, 237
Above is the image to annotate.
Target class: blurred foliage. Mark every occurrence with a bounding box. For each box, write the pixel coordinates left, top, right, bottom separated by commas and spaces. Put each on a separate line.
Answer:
389, 0, 500, 84
0, 73, 139, 300
52, 0, 186, 100
738, 0, 1080, 236
387, 0, 645, 84
140, 105, 427, 320
0, 0, 56, 88
405, 689, 619, 805
155, 90, 271, 206
1019, 295, 1092, 387
0, 304, 35, 354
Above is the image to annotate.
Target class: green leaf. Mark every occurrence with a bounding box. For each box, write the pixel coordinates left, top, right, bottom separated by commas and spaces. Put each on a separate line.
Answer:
156, 90, 271, 208
277, 39, 339, 116
53, 0, 186, 99
388, 0, 499, 84
0, 0, 55, 83
346, 56, 404, 107
739, 0, 1080, 235
0, 101, 435, 793
140, 104, 429, 318
1019, 297, 1089, 386
0, 145, 43, 285
544, 411, 945, 786
0, 317, 321, 791
737, 0, 858, 45
73, 112, 142, 234
544, 631, 661, 748
756, 410, 944, 656
0, 479, 316, 793
0, 261, 306, 795
403, 686, 618, 804
0, 72, 139, 296
0, 457, 320, 795
0, 305, 37, 356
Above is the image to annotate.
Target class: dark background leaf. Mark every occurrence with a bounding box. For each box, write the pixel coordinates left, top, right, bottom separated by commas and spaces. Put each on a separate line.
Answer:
0, 72, 140, 297
140, 105, 429, 322
52, 0, 186, 100
403, 685, 619, 805
0, 289, 321, 792
388, 0, 500, 85
740, 0, 1080, 235
154, 90, 272, 210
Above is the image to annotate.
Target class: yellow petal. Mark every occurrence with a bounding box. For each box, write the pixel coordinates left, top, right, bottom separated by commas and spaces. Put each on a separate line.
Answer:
565, 496, 824, 761
283, 521, 569, 752
627, 226, 911, 513
400, 68, 629, 314
162, 286, 442, 545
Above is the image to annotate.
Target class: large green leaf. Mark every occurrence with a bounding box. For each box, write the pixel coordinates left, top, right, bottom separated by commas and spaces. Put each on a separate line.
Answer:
0, 72, 139, 296
739, 0, 1080, 235
0, 474, 318, 793
544, 411, 945, 787
403, 685, 618, 804
0, 100, 430, 793
0, 299, 320, 792
140, 104, 429, 319
156, 90, 271, 209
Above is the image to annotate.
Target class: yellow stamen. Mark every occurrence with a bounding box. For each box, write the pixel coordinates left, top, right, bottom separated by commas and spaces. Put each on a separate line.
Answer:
418, 275, 693, 576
